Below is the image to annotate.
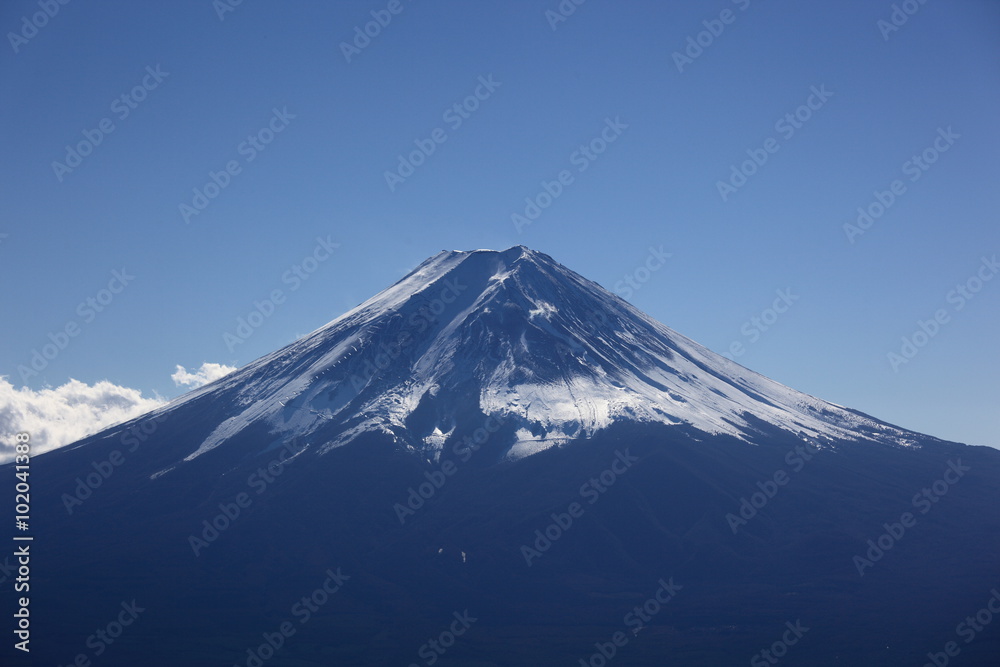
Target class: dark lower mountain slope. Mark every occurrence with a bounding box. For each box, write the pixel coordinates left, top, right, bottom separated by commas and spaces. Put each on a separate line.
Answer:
13, 416, 1000, 666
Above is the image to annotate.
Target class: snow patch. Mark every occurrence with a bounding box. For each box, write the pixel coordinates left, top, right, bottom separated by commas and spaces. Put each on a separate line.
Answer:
528, 302, 557, 320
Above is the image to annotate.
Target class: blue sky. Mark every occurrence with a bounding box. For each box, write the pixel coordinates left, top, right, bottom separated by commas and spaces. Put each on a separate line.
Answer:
1, 0, 998, 451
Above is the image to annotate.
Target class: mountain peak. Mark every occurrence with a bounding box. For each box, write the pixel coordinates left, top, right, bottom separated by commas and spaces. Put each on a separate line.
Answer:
163, 246, 921, 470
432, 245, 549, 275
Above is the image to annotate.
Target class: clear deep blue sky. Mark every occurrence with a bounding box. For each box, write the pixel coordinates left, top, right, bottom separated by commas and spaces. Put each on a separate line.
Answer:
2, 0, 998, 447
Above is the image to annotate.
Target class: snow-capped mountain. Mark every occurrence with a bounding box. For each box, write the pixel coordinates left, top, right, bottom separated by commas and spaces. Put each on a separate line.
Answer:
158, 245, 915, 471
14, 246, 1000, 667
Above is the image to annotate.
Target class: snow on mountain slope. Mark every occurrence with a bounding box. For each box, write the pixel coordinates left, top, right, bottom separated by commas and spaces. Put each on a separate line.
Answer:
157, 246, 918, 469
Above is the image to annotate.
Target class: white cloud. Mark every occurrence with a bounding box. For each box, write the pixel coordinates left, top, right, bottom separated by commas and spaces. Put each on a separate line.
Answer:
171, 362, 236, 389
0, 361, 237, 463
0, 377, 165, 462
